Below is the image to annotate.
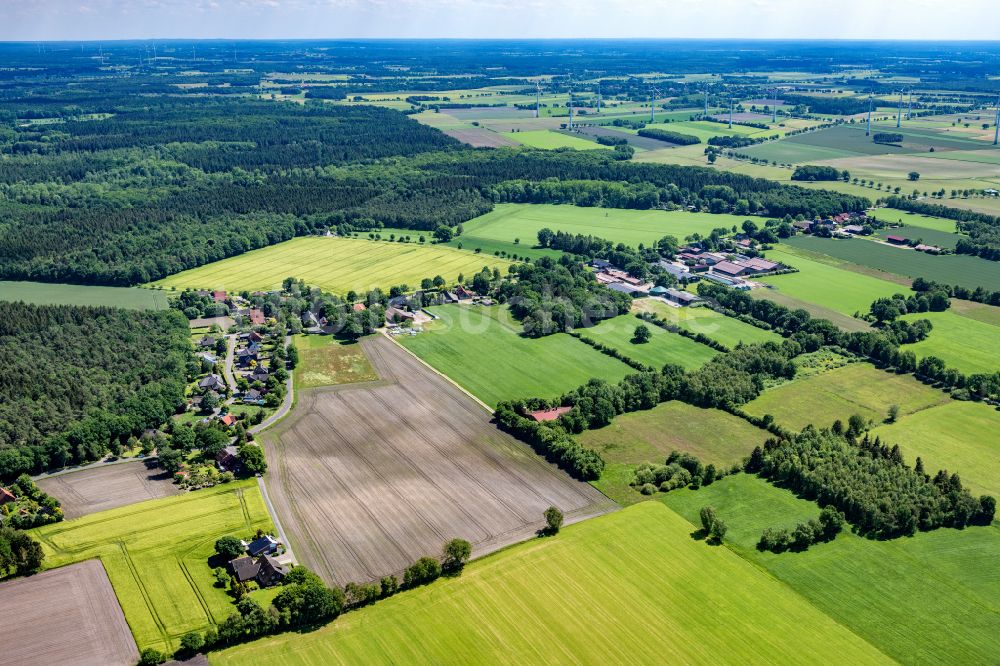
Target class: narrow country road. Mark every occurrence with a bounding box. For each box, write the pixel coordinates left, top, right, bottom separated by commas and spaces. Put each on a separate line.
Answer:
221, 334, 238, 405
249, 335, 294, 435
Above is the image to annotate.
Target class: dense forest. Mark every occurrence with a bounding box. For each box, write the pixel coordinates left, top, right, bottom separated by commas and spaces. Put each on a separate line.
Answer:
0, 302, 192, 479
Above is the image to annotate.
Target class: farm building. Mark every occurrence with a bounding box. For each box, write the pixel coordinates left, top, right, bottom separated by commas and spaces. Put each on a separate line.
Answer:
528, 406, 572, 422
886, 235, 908, 245
0, 487, 16, 505
607, 282, 643, 295
712, 261, 749, 278
663, 288, 701, 306
741, 257, 780, 273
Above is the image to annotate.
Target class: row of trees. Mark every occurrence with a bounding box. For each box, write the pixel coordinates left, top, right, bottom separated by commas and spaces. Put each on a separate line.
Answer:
0, 303, 193, 480
757, 506, 845, 553
636, 128, 701, 145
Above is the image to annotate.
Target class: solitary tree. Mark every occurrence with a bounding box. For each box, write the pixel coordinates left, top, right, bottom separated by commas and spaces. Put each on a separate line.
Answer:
543, 506, 564, 535
442, 538, 472, 572
238, 444, 267, 476
214, 535, 244, 559
887, 404, 900, 423
907, 171, 920, 181
632, 324, 652, 344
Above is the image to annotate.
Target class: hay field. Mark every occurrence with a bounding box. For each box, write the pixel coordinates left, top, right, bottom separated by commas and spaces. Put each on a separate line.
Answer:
578, 400, 769, 467
508, 130, 607, 149
664, 475, 1000, 664
0, 280, 167, 309
32, 481, 272, 653
259, 335, 613, 587
744, 362, 950, 431
399, 305, 634, 406
292, 334, 378, 388
36, 461, 181, 520
0, 560, 139, 666
899, 309, 1000, 374
578, 313, 718, 370
873, 400, 1000, 498
150, 237, 512, 295
211, 502, 888, 666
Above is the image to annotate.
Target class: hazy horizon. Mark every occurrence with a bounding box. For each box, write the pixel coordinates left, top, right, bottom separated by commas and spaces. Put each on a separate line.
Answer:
5, 0, 1000, 42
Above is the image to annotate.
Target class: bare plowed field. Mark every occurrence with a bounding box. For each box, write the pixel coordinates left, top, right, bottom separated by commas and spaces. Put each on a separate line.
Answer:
37, 461, 180, 519
261, 335, 614, 585
0, 560, 138, 666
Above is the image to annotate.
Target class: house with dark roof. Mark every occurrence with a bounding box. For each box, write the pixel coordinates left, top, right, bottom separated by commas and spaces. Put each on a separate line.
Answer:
664, 288, 701, 306
248, 331, 264, 343
229, 556, 260, 583
243, 389, 264, 404
886, 235, 908, 245
591, 259, 612, 270
216, 445, 242, 474
198, 336, 216, 349
198, 374, 226, 392
256, 555, 288, 586
247, 534, 280, 558
607, 282, 642, 295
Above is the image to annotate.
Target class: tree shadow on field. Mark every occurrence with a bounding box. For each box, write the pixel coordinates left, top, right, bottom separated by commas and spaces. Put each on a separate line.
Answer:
690, 528, 707, 542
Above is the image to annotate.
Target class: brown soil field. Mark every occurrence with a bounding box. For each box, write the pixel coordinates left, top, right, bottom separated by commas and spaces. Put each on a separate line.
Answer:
442, 127, 519, 147
0, 560, 138, 666
261, 335, 615, 586
36, 461, 180, 519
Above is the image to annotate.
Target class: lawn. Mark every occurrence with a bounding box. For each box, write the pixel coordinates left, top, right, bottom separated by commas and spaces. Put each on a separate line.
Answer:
398, 305, 634, 407
663, 475, 1000, 665
293, 334, 378, 388
149, 237, 513, 295
508, 130, 607, 150
743, 362, 950, 431
0, 280, 168, 310
784, 235, 1000, 291
578, 313, 718, 370
899, 309, 1000, 374
210, 502, 888, 666
632, 298, 784, 347
577, 400, 769, 467
758, 245, 903, 316
456, 203, 754, 250
874, 208, 961, 234
31, 481, 272, 653
873, 400, 1000, 498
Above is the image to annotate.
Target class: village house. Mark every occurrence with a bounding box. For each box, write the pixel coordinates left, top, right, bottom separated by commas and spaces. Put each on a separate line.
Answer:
886, 235, 908, 245
0, 487, 16, 506
249, 309, 266, 326
219, 414, 237, 427
246, 534, 280, 557
198, 374, 227, 392
212, 290, 227, 303
216, 445, 242, 474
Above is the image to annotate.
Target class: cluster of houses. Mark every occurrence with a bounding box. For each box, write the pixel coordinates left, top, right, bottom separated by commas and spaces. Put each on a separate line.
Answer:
885, 234, 944, 254
195, 290, 268, 327
227, 534, 290, 588
791, 211, 869, 237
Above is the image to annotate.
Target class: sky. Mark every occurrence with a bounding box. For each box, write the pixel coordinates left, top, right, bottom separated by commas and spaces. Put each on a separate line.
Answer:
4, 0, 1000, 42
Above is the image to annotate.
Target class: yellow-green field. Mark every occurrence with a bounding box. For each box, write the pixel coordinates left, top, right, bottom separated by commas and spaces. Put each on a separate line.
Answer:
150, 237, 512, 295
32, 481, 272, 653
210, 502, 888, 666
293, 334, 378, 388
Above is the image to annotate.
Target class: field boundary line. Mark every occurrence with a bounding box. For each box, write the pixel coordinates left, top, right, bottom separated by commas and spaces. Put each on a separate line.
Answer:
117, 541, 169, 647
380, 330, 495, 414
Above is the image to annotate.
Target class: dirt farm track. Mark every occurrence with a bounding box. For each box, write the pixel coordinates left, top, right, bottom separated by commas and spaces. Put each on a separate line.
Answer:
0, 560, 138, 666
261, 335, 615, 586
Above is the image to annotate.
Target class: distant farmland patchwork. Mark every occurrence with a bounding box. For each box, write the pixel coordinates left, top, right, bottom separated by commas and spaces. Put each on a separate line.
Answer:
211, 502, 889, 666
0, 280, 168, 309
150, 237, 512, 295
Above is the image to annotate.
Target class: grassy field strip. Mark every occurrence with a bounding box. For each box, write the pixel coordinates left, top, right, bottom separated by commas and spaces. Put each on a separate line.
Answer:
663, 475, 1000, 664
399, 305, 634, 407
632, 298, 783, 347
31, 481, 272, 653
211, 502, 888, 665
0, 280, 168, 309
759, 246, 903, 316
508, 130, 608, 150
744, 362, 950, 431
578, 313, 718, 370
873, 400, 1000, 497
150, 237, 512, 294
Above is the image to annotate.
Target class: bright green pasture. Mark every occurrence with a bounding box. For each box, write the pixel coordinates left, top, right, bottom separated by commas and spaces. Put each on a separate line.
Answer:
150, 237, 512, 295
0, 280, 168, 309
578, 400, 768, 467
32, 481, 272, 653
632, 298, 783, 347
508, 130, 607, 150
578, 314, 718, 370
646, 120, 774, 143
874, 400, 1000, 498
458, 203, 753, 250
899, 308, 1000, 374
874, 208, 961, 234
873, 225, 961, 249
759, 246, 902, 316
397, 305, 633, 407
211, 502, 888, 666
663, 475, 1000, 665
784, 235, 1000, 291
744, 362, 950, 431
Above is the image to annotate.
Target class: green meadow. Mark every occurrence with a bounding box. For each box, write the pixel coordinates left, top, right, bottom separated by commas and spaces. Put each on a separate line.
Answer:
210, 502, 888, 666
0, 280, 168, 309
632, 298, 784, 347
744, 362, 950, 431
398, 305, 633, 407
32, 481, 272, 653
874, 400, 1000, 497
508, 130, 607, 150
663, 475, 1000, 665
578, 313, 718, 370
457, 203, 754, 250
759, 245, 902, 316
899, 308, 1000, 374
